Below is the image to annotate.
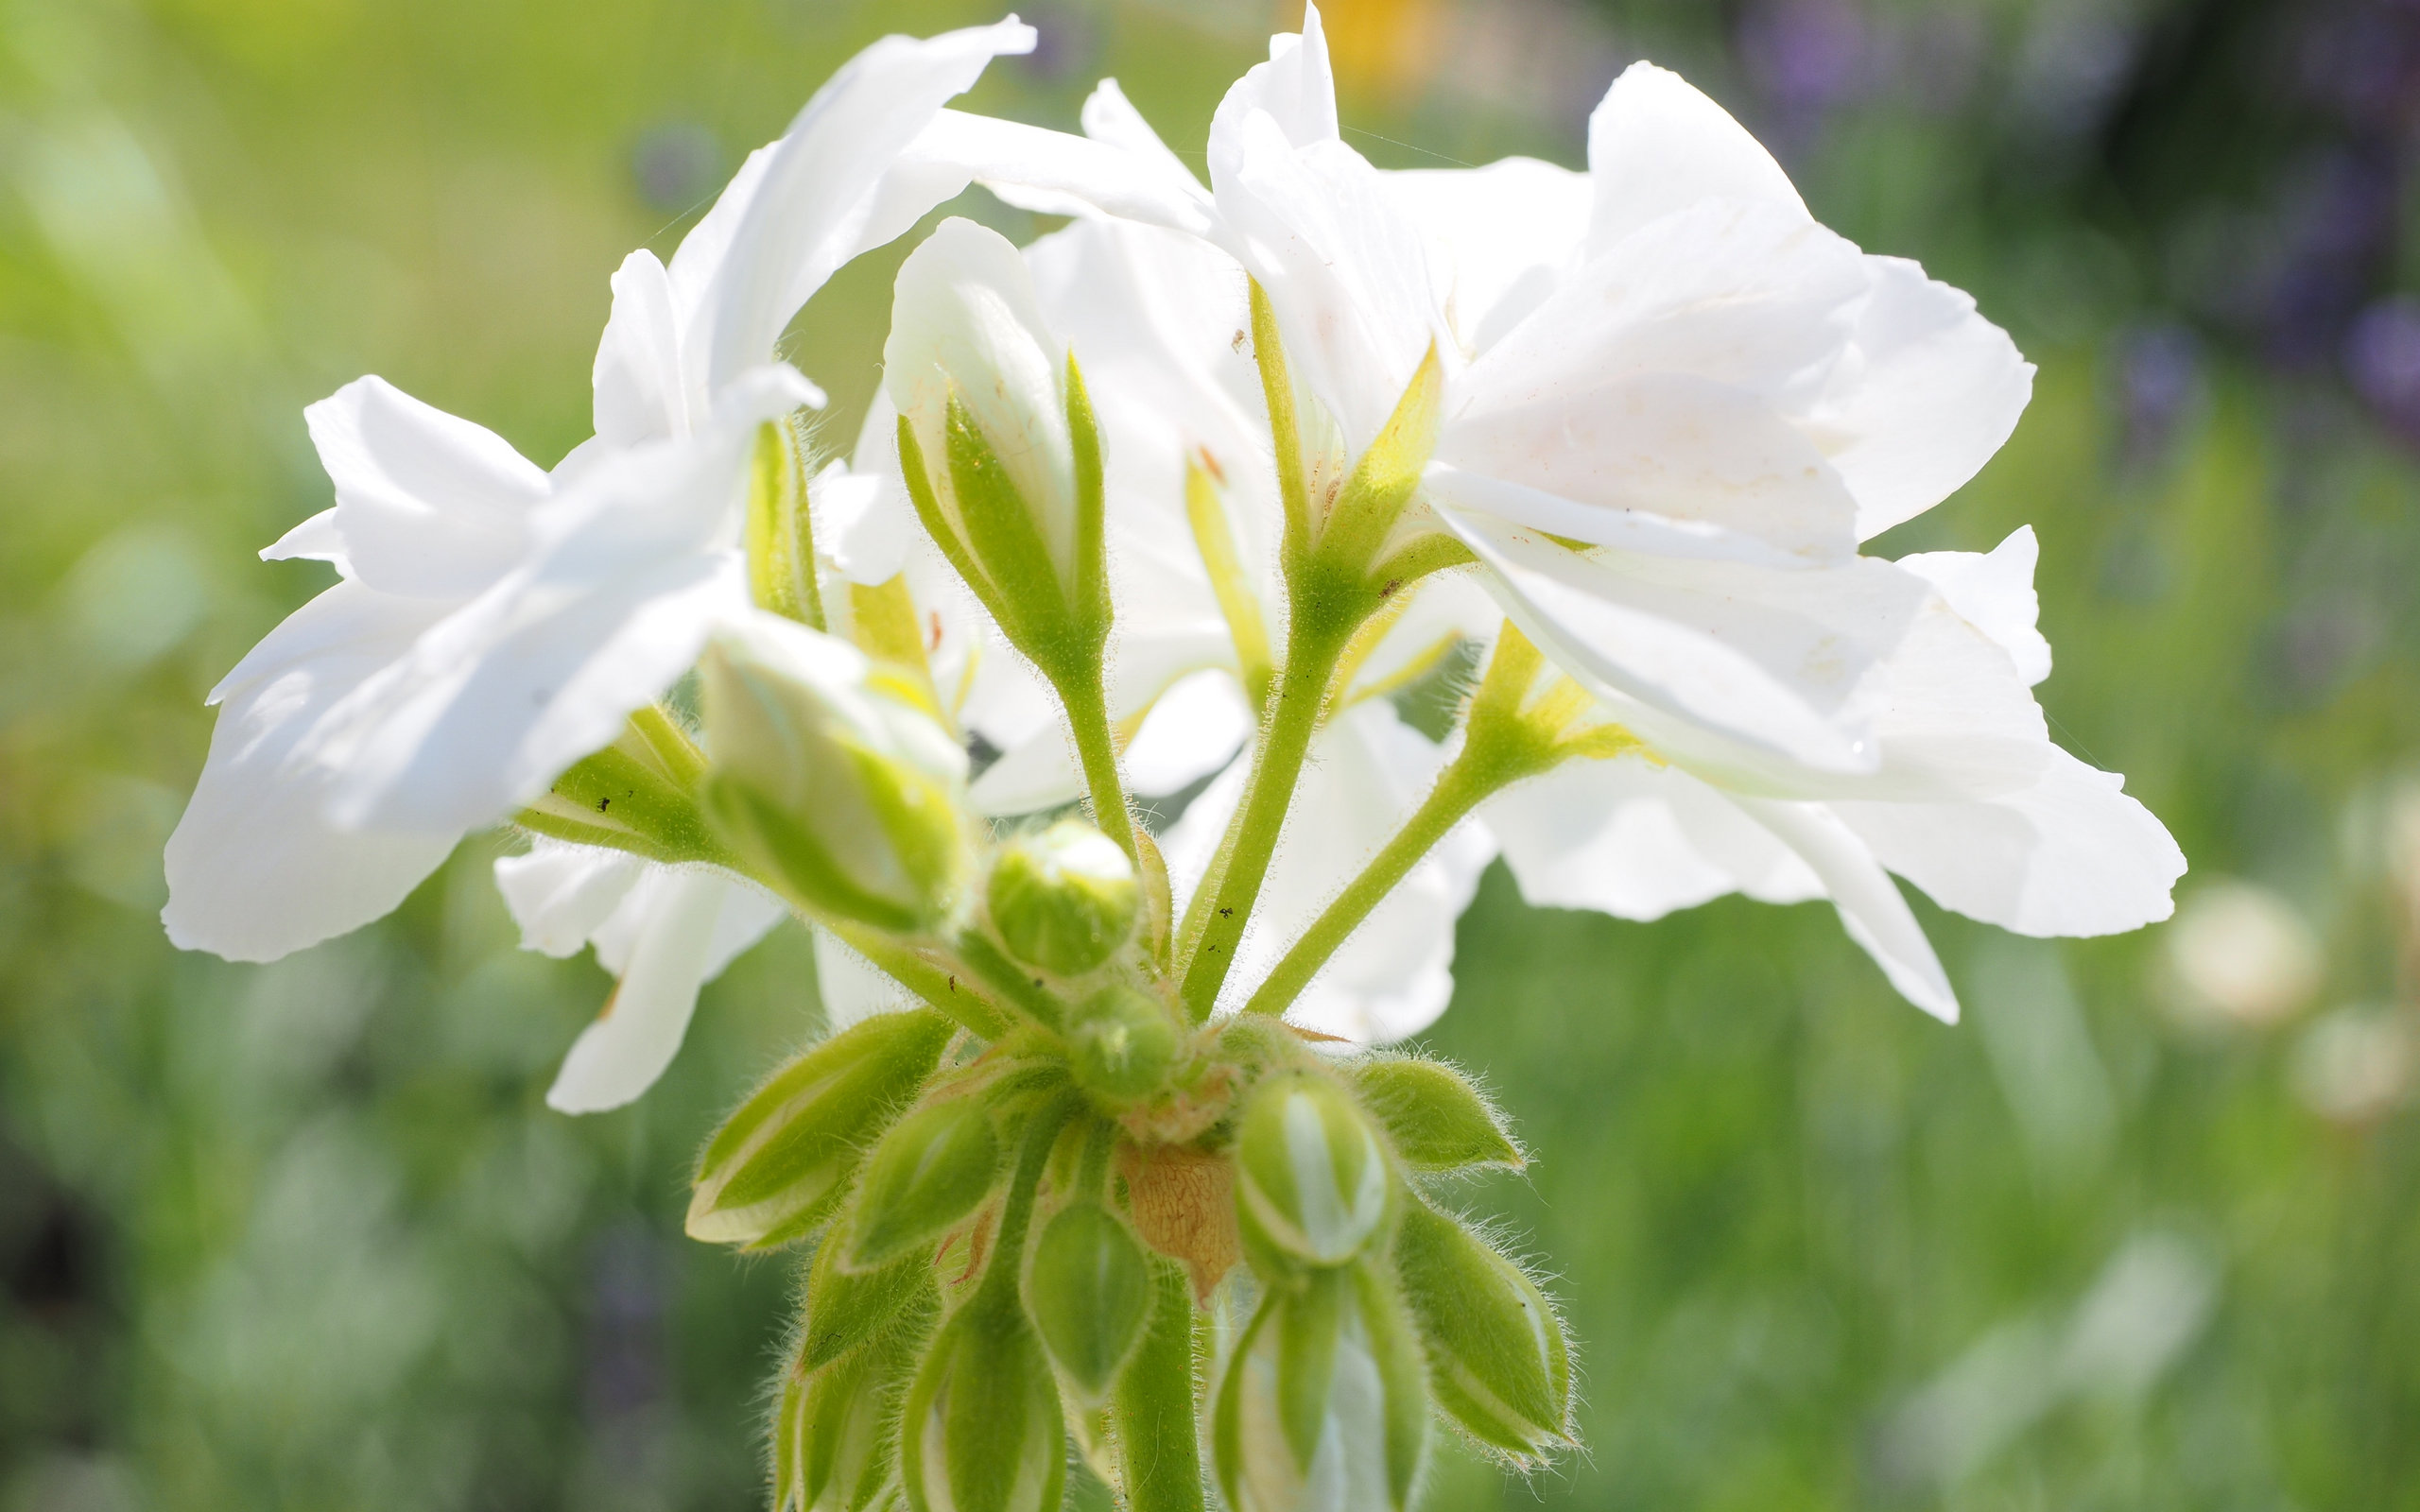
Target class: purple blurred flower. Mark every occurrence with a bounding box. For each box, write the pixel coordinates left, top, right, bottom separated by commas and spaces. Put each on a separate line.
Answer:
2113, 322, 2203, 471
2346, 296, 2420, 441
1739, 0, 1868, 117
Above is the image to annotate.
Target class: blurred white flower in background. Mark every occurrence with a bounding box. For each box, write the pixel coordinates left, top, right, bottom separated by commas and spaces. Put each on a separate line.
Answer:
2161, 878, 2324, 1028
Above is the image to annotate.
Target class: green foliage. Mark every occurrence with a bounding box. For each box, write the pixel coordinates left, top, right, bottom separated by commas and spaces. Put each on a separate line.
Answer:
843, 1100, 1004, 1271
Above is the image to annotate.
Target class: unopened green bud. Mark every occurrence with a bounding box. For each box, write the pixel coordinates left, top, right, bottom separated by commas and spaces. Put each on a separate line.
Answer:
1347, 1057, 1522, 1172
700, 614, 971, 936
782, 1289, 933, 1512
902, 1297, 1066, 1512
845, 1098, 1003, 1270
1392, 1203, 1572, 1464
1067, 986, 1179, 1106
802, 1227, 933, 1371
687, 1009, 953, 1248
1213, 1266, 1428, 1512
1236, 1071, 1392, 1269
887, 217, 1108, 667
987, 820, 1139, 976
1025, 1200, 1153, 1401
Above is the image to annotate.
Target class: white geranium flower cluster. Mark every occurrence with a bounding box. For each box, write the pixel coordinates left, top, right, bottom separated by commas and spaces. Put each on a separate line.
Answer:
162, 10, 2185, 1510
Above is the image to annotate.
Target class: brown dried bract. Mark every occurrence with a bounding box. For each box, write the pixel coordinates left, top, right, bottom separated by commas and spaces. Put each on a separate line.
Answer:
1118, 1143, 1238, 1302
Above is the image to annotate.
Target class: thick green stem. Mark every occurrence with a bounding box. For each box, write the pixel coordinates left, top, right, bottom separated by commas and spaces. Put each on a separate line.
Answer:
950, 929, 1068, 1033
1175, 609, 1358, 1022
829, 922, 1011, 1041
1240, 753, 1500, 1020
1056, 665, 1138, 863
979, 1091, 1080, 1307
1113, 1259, 1208, 1512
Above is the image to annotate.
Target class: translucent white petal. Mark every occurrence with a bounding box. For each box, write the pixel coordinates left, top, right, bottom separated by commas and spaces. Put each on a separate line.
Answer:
1896, 526, 2051, 686
813, 924, 916, 1031
1731, 795, 1960, 1022
1811, 256, 2035, 539
301, 375, 548, 600
1485, 756, 1821, 920
1437, 373, 1859, 561
493, 841, 645, 958
1835, 747, 2185, 937
1584, 61, 1807, 253
1211, 0, 1341, 149
1440, 509, 1927, 777
163, 582, 459, 962
261, 507, 347, 570
593, 249, 693, 448
698, 19, 1037, 390
1462, 198, 1869, 427
544, 868, 733, 1113
310, 400, 805, 834
904, 109, 1218, 235
1124, 668, 1253, 798
1383, 156, 1589, 356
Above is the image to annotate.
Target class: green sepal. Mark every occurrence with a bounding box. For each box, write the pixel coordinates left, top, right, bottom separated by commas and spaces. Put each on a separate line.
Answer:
1235, 1069, 1392, 1269
686, 1009, 953, 1248
943, 389, 1072, 645
1274, 1267, 1348, 1469
747, 416, 826, 631
845, 1098, 1005, 1271
1352, 1262, 1433, 1511
1348, 1057, 1522, 1173
1392, 1202, 1572, 1463
700, 755, 953, 937
1313, 341, 1443, 574
1111, 1259, 1207, 1512
900, 1292, 1066, 1512
1024, 1199, 1153, 1401
803, 1227, 935, 1371
521, 713, 727, 867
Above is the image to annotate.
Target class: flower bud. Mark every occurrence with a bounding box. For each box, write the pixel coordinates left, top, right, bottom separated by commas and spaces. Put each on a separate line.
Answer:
802, 1225, 932, 1370
781, 1287, 933, 1512
886, 217, 1106, 662
902, 1297, 1066, 1512
845, 1098, 1003, 1270
1212, 1266, 1428, 1512
987, 819, 1140, 976
700, 614, 971, 936
687, 1008, 954, 1248
1067, 985, 1180, 1106
1392, 1203, 1572, 1465
1024, 1199, 1153, 1401
1236, 1071, 1392, 1269
1346, 1057, 1521, 1173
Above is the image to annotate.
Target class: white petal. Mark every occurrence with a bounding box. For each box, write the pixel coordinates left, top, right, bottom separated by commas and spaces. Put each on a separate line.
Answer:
1835, 747, 2185, 937
302, 376, 548, 600
493, 841, 645, 958
1424, 462, 1822, 569
968, 725, 1081, 818
1212, 2, 1340, 149
1436, 373, 1858, 562
904, 109, 1217, 235
1384, 156, 1590, 355
593, 249, 694, 448
1485, 756, 1821, 919
1731, 795, 1960, 1022
1896, 526, 2051, 685
1441, 509, 1928, 777
1584, 61, 1807, 253
697, 19, 1037, 391
1080, 78, 1205, 190
311, 406, 801, 834
1123, 668, 1253, 797
544, 868, 733, 1113
163, 582, 459, 962
587, 865, 784, 981
1210, 112, 1442, 451
1811, 256, 2034, 540
261, 507, 348, 570
1463, 198, 1870, 427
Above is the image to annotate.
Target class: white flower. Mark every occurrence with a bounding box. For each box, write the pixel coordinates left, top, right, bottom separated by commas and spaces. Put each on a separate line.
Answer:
164, 21, 1035, 970
1481, 529, 2186, 1020
927, 8, 2034, 777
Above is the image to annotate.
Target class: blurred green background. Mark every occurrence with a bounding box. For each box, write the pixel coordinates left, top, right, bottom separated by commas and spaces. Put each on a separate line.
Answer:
4, 0, 2419, 1506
